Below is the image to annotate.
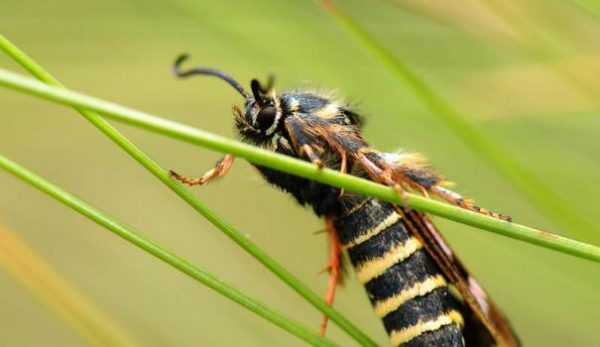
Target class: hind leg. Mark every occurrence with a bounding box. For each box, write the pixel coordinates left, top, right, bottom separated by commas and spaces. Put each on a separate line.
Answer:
430, 186, 512, 222
319, 218, 343, 336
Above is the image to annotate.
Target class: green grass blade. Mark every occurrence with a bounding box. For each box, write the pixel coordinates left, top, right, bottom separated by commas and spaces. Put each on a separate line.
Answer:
0, 35, 376, 347
319, 1, 600, 244
0, 154, 339, 347
0, 69, 598, 265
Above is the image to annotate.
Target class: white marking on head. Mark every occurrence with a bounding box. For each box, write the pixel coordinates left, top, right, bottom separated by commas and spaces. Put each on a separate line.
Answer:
250, 103, 258, 127
278, 136, 292, 150
270, 133, 280, 150
265, 96, 282, 136
265, 109, 281, 135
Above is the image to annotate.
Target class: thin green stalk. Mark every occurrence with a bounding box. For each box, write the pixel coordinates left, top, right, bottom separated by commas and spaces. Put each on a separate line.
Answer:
0, 154, 338, 347
319, 1, 600, 244
0, 35, 375, 346
0, 69, 599, 265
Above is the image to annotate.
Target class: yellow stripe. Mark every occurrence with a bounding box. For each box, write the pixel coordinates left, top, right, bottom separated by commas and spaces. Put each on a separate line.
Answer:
343, 211, 400, 249
355, 237, 422, 284
314, 103, 340, 118
389, 310, 464, 346
374, 275, 447, 318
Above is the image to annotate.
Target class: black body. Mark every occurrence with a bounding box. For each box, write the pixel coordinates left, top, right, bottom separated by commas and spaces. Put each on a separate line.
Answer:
336, 199, 465, 346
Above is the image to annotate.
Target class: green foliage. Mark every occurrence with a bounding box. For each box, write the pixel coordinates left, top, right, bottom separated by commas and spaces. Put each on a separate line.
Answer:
1, 1, 600, 346
0, 68, 598, 265
0, 35, 373, 347
323, 1, 600, 244
0, 154, 338, 347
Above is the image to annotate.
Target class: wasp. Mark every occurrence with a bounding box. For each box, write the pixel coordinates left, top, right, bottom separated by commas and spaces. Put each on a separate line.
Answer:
170, 55, 520, 347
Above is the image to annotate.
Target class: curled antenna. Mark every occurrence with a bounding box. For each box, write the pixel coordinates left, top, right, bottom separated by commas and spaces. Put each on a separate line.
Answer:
173, 54, 251, 99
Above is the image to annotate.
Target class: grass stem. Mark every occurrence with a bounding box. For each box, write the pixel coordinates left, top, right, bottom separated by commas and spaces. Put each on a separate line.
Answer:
319, 1, 600, 244
0, 154, 339, 347
0, 35, 375, 346
0, 68, 598, 264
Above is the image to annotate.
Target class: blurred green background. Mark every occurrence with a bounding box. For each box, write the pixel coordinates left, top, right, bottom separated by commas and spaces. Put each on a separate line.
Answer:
1, 0, 600, 346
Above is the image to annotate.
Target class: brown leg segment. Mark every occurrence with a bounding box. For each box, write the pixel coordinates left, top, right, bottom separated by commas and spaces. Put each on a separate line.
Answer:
302, 144, 324, 168
339, 150, 347, 196
355, 152, 412, 206
357, 151, 512, 222
431, 186, 512, 222
319, 218, 343, 336
170, 154, 235, 186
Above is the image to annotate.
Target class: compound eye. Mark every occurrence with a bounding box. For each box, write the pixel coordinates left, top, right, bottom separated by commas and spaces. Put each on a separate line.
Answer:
255, 106, 277, 130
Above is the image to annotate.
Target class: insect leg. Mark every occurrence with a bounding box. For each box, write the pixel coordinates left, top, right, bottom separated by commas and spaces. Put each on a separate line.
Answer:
170, 154, 235, 186
373, 151, 512, 221
284, 117, 325, 168
339, 151, 347, 196
319, 218, 343, 336
431, 186, 512, 221
356, 152, 408, 198
301, 144, 324, 168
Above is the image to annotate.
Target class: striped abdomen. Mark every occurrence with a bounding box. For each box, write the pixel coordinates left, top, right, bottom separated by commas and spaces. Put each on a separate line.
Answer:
334, 199, 465, 346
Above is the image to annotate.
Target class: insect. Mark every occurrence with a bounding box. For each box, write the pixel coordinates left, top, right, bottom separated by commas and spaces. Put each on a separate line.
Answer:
170, 54, 520, 347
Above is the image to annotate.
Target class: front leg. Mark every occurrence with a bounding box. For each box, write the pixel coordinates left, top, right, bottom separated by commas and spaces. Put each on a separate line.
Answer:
170, 154, 235, 186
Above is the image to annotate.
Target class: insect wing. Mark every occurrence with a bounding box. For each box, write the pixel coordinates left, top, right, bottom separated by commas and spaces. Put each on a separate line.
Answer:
402, 210, 520, 347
